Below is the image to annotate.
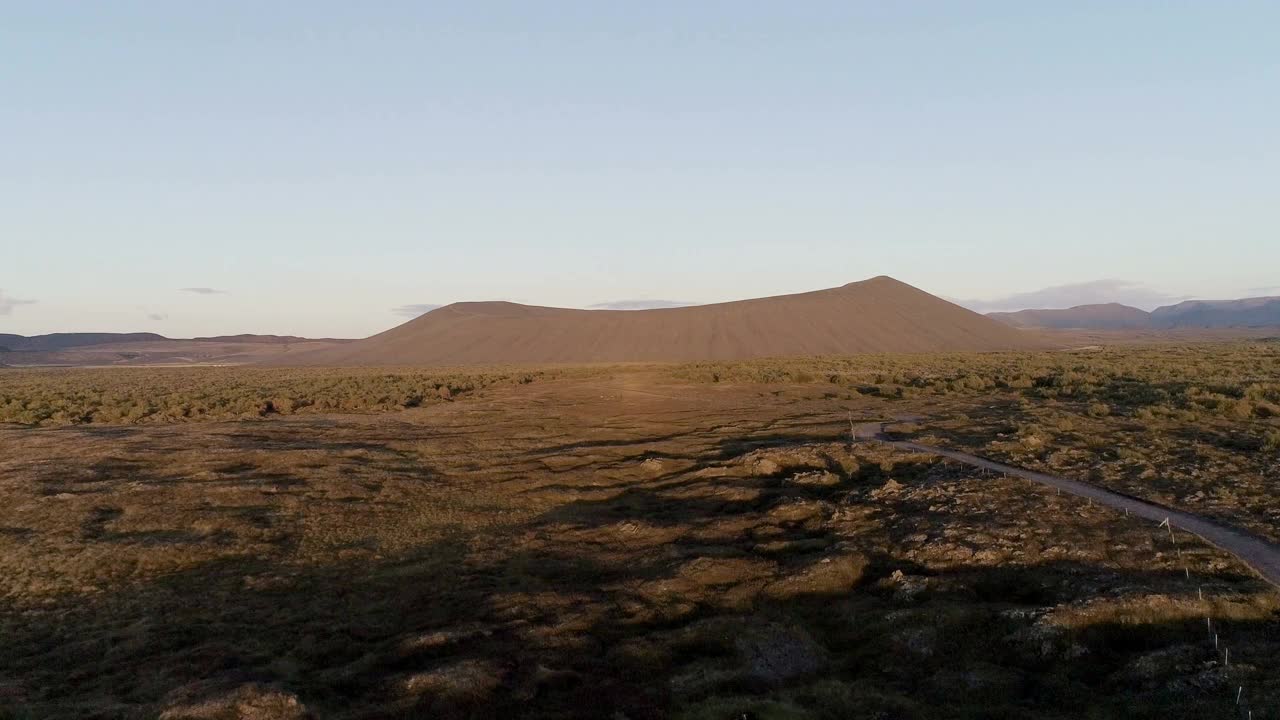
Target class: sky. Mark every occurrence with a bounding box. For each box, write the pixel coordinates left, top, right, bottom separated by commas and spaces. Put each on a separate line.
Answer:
3, 1, 1278, 338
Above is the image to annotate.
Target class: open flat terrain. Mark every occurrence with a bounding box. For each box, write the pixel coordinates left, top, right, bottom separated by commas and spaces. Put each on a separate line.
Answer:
2, 345, 1279, 719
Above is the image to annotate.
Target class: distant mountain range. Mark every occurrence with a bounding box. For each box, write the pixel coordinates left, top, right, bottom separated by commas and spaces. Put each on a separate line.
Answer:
0, 333, 167, 352
1148, 297, 1280, 328
192, 334, 350, 344
988, 296, 1280, 330
987, 303, 1152, 330
0, 333, 350, 353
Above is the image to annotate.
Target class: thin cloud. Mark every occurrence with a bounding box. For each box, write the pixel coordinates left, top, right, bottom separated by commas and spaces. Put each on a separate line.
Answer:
1246, 286, 1280, 296
588, 299, 697, 310
392, 303, 443, 318
180, 287, 228, 295
147, 312, 169, 321
0, 290, 36, 316
955, 279, 1186, 313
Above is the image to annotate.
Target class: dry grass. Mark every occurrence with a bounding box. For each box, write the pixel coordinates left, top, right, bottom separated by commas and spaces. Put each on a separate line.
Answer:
0, 366, 593, 426
675, 342, 1280, 541
1, 351, 1278, 719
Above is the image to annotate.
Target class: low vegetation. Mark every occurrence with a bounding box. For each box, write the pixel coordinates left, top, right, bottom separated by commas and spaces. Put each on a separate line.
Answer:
674, 343, 1280, 428
675, 342, 1280, 541
0, 367, 580, 426
1, 344, 1277, 718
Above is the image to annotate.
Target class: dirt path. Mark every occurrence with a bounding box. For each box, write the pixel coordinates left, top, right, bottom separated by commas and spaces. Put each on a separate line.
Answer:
857, 425, 1280, 589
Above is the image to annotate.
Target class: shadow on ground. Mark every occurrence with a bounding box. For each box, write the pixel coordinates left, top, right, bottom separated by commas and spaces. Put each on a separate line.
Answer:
2, 379, 1278, 719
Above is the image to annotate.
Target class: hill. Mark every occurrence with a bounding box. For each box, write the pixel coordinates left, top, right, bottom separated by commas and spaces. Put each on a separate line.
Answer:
0, 334, 350, 367
1150, 296, 1280, 328
0, 332, 167, 352
273, 276, 1048, 367
987, 303, 1153, 330
987, 296, 1280, 332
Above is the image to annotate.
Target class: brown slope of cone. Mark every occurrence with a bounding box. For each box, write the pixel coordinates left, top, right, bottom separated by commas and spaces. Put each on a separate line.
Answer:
271, 276, 1050, 367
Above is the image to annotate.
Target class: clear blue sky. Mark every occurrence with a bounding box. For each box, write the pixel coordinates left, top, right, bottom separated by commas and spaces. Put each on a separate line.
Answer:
3, 1, 1277, 337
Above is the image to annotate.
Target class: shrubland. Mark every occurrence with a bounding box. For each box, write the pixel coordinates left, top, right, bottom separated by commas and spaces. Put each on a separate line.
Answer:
1, 346, 1277, 718
674, 342, 1280, 425
676, 342, 1280, 541
0, 366, 575, 426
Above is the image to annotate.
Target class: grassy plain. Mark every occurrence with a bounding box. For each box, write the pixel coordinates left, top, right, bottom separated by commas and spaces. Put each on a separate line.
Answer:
0, 367, 578, 425
676, 341, 1280, 542
1, 344, 1278, 719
